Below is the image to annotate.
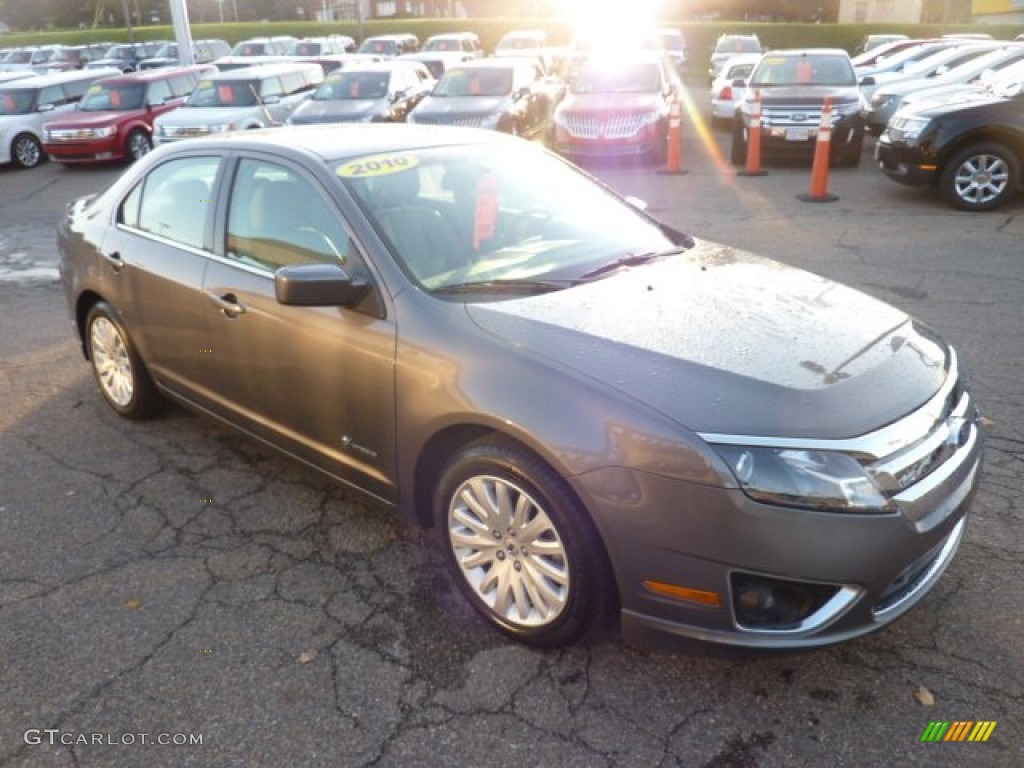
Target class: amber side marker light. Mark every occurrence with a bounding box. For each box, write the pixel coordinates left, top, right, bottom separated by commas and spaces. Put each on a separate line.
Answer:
643, 580, 722, 607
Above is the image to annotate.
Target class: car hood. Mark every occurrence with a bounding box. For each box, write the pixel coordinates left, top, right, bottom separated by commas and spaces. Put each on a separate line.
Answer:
414, 95, 508, 116
464, 242, 948, 439
45, 111, 137, 129
156, 106, 259, 126
904, 90, 1010, 118
290, 99, 384, 122
754, 84, 860, 105
560, 92, 663, 114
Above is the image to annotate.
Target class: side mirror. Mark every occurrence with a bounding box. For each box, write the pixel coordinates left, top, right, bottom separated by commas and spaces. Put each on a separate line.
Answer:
275, 263, 371, 307
860, 75, 875, 86
262, 94, 281, 105
38, 103, 55, 112
391, 89, 406, 102
514, 86, 530, 100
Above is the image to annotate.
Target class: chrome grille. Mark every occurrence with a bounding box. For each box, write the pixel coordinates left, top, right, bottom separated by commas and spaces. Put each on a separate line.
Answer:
46, 129, 98, 141
414, 115, 486, 128
163, 126, 210, 138
563, 114, 647, 139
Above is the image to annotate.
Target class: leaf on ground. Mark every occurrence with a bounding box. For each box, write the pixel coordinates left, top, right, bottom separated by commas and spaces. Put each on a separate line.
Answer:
124, 597, 143, 610
913, 685, 935, 706
297, 648, 319, 665
978, 416, 994, 429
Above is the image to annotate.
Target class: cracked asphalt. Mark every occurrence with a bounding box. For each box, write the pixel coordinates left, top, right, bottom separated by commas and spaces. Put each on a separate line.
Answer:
1, 80, 1021, 767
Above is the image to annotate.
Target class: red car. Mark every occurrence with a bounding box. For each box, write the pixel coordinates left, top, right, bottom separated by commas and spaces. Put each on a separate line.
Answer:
552, 52, 680, 163
42, 65, 212, 164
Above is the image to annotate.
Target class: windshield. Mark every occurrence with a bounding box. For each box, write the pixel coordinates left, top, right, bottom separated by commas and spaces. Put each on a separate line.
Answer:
359, 39, 398, 56
0, 89, 34, 115
186, 80, 259, 107
31, 49, 59, 64
716, 38, 760, 55
497, 34, 542, 50
336, 144, 679, 293
751, 55, 855, 86
572, 62, 661, 94
231, 42, 269, 56
4, 50, 34, 64
315, 71, 389, 100
434, 67, 512, 97
80, 83, 146, 111
152, 43, 177, 59
289, 42, 323, 56
425, 38, 462, 52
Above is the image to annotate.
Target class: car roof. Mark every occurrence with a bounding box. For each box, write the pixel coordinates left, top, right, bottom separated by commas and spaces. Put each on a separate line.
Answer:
93, 64, 215, 85
0, 68, 118, 90
165, 123, 515, 162
205, 62, 322, 80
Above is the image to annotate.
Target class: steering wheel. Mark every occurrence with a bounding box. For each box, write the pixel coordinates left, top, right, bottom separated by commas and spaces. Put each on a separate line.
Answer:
510, 208, 553, 242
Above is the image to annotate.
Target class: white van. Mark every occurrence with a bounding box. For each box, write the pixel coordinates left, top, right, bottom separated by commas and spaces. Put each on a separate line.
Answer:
0, 68, 119, 167
154, 62, 322, 144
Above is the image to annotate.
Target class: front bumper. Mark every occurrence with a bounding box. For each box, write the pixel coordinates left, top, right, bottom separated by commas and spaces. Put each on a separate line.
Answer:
754, 113, 863, 158
574, 362, 982, 649
875, 135, 938, 187
44, 134, 122, 163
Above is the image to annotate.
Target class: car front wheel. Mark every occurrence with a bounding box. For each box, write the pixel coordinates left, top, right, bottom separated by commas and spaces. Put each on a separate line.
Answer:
940, 143, 1020, 211
435, 436, 615, 647
85, 302, 160, 419
126, 129, 152, 161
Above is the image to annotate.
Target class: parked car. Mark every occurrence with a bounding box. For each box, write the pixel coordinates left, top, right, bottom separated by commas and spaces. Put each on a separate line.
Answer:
153, 62, 322, 145
32, 44, 106, 73
876, 83, 1024, 210
408, 57, 560, 140
855, 33, 909, 55
138, 39, 231, 69
864, 43, 1024, 136
229, 37, 298, 57
87, 41, 170, 73
42, 65, 214, 164
357, 35, 418, 58
57, 124, 982, 649
287, 61, 433, 124
552, 52, 681, 162
0, 70, 37, 85
0, 67, 120, 168
708, 34, 761, 84
286, 36, 356, 56
855, 40, 960, 98
210, 55, 290, 72
858, 41, 998, 102
709, 53, 761, 125
653, 27, 688, 73
0, 47, 38, 72
731, 49, 866, 168
494, 29, 548, 61
298, 53, 382, 76
421, 32, 482, 58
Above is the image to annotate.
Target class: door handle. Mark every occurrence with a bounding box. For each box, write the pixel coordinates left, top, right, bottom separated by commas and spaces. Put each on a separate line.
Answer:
204, 290, 246, 318
102, 250, 123, 273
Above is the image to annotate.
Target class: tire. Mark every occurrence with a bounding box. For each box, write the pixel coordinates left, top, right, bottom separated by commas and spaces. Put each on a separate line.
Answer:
126, 129, 152, 161
434, 436, 615, 647
833, 131, 864, 168
11, 133, 44, 169
730, 118, 747, 166
940, 142, 1020, 212
85, 302, 160, 419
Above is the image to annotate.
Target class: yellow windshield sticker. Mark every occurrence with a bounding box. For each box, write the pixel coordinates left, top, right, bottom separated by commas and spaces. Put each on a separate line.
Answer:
87, 85, 103, 94
336, 152, 420, 178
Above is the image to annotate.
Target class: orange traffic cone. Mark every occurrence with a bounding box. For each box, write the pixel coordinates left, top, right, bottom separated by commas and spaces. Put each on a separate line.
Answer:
658, 99, 688, 175
798, 96, 838, 203
738, 90, 766, 177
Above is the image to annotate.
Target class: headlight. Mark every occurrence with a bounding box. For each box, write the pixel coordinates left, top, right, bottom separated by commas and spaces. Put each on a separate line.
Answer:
887, 115, 931, 141
713, 445, 895, 513
92, 126, 116, 138
207, 123, 232, 133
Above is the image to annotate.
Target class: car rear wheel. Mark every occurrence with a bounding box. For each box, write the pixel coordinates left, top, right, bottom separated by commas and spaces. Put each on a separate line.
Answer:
85, 302, 160, 419
435, 436, 615, 647
940, 143, 1020, 212
12, 133, 44, 169
126, 129, 152, 161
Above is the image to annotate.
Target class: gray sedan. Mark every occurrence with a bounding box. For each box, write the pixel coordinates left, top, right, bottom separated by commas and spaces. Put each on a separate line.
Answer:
57, 125, 982, 649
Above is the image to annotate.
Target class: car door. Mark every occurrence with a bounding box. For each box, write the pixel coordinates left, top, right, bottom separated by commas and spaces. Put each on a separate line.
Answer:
98, 153, 223, 400
201, 154, 397, 499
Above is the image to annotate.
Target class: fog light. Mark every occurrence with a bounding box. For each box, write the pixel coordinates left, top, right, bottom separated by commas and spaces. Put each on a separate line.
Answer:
731, 573, 838, 630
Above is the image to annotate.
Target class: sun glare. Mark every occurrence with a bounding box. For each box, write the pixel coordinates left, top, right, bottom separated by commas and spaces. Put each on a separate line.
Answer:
559, 0, 660, 52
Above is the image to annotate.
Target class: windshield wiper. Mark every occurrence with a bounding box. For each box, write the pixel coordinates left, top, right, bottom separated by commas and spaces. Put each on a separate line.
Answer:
575, 248, 685, 282
433, 278, 569, 295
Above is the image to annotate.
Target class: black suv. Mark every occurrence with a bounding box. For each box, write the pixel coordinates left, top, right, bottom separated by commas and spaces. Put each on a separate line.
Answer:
875, 82, 1024, 211
730, 48, 866, 168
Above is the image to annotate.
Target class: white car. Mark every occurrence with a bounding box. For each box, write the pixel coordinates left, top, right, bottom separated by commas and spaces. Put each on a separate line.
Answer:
0, 68, 119, 167
154, 63, 322, 145
709, 53, 761, 125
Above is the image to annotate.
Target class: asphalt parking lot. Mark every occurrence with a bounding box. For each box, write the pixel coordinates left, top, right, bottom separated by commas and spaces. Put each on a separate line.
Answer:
1, 78, 1022, 767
